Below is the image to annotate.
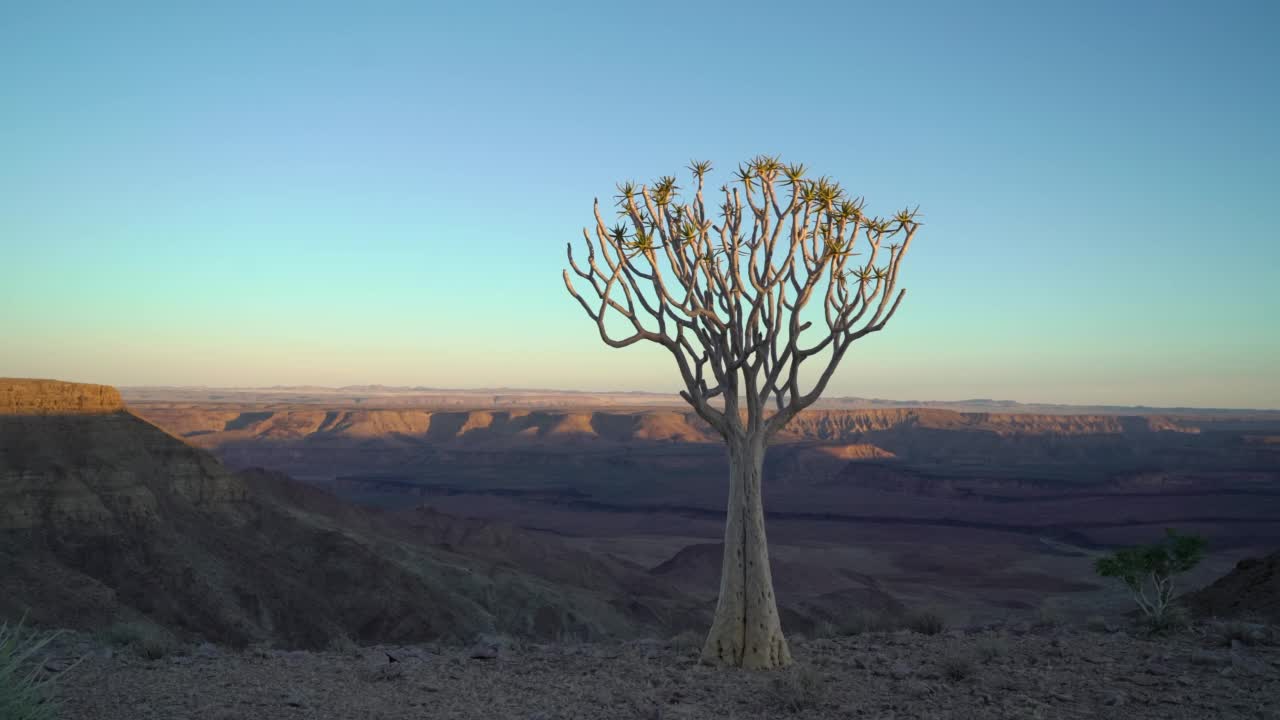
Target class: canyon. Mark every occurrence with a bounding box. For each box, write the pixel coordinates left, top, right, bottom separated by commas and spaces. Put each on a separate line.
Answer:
5, 376, 1277, 643
123, 386, 1280, 626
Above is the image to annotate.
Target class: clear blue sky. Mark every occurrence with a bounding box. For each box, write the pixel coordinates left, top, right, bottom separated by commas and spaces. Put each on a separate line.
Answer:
3, 1, 1277, 408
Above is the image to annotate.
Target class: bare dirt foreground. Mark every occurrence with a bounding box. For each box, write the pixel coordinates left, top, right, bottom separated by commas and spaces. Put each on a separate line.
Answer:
56, 624, 1280, 720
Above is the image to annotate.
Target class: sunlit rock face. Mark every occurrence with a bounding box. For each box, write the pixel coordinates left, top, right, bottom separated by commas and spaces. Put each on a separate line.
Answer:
0, 378, 125, 415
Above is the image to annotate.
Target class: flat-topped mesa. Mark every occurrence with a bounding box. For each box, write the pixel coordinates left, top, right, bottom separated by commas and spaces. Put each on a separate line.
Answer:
0, 378, 125, 415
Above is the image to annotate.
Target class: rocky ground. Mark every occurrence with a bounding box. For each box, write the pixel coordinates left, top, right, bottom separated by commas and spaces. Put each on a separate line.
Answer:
47, 621, 1280, 720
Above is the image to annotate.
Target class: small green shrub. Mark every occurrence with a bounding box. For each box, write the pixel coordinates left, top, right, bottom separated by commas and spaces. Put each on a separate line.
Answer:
767, 665, 826, 713
939, 653, 974, 681
1, 619, 64, 720
1094, 530, 1206, 626
667, 629, 703, 655
906, 610, 946, 636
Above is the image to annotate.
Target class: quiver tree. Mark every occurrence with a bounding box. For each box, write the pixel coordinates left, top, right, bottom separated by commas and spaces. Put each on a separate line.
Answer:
563, 156, 920, 669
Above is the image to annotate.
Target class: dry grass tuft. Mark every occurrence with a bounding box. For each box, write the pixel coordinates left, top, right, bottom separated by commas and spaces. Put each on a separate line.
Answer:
1036, 603, 1064, 629
939, 652, 975, 682
1085, 615, 1110, 633
328, 634, 361, 657
976, 635, 1008, 663
906, 610, 946, 636
666, 630, 703, 655
1, 619, 66, 720
767, 664, 826, 713
1137, 604, 1190, 637
98, 621, 177, 660
836, 609, 902, 636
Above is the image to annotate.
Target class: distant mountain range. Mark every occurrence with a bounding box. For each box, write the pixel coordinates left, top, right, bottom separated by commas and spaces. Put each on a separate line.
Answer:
118, 384, 1280, 417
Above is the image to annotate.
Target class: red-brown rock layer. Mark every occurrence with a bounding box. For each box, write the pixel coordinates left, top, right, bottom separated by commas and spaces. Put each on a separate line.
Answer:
0, 378, 125, 415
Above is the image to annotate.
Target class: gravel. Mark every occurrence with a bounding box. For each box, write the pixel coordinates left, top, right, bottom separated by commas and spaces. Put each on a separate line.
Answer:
52, 625, 1280, 719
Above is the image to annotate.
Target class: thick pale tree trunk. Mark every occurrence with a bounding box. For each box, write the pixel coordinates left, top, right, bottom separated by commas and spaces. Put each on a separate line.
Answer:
700, 433, 793, 669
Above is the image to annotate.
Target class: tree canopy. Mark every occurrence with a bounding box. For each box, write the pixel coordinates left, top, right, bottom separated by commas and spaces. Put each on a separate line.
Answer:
564, 155, 920, 440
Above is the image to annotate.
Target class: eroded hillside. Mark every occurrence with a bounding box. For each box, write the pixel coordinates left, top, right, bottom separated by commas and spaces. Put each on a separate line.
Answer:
0, 379, 704, 646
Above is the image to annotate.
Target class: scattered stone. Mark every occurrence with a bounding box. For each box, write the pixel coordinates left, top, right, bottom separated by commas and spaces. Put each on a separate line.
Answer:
1230, 649, 1270, 676
49, 623, 1280, 720
1124, 673, 1163, 687
193, 643, 219, 658
1189, 650, 1229, 667
902, 679, 932, 697
1238, 623, 1271, 644
42, 657, 76, 673
357, 656, 405, 682
468, 643, 500, 660
632, 639, 663, 657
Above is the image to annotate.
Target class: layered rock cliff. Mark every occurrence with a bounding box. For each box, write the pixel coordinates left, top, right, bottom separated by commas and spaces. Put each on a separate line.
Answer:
0, 379, 244, 531
133, 405, 1201, 453
0, 378, 124, 415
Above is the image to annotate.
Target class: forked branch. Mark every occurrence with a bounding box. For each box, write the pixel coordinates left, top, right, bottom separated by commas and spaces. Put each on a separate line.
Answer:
564, 156, 919, 441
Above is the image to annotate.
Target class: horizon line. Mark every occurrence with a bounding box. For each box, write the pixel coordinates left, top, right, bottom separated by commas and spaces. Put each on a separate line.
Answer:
115, 383, 1280, 415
